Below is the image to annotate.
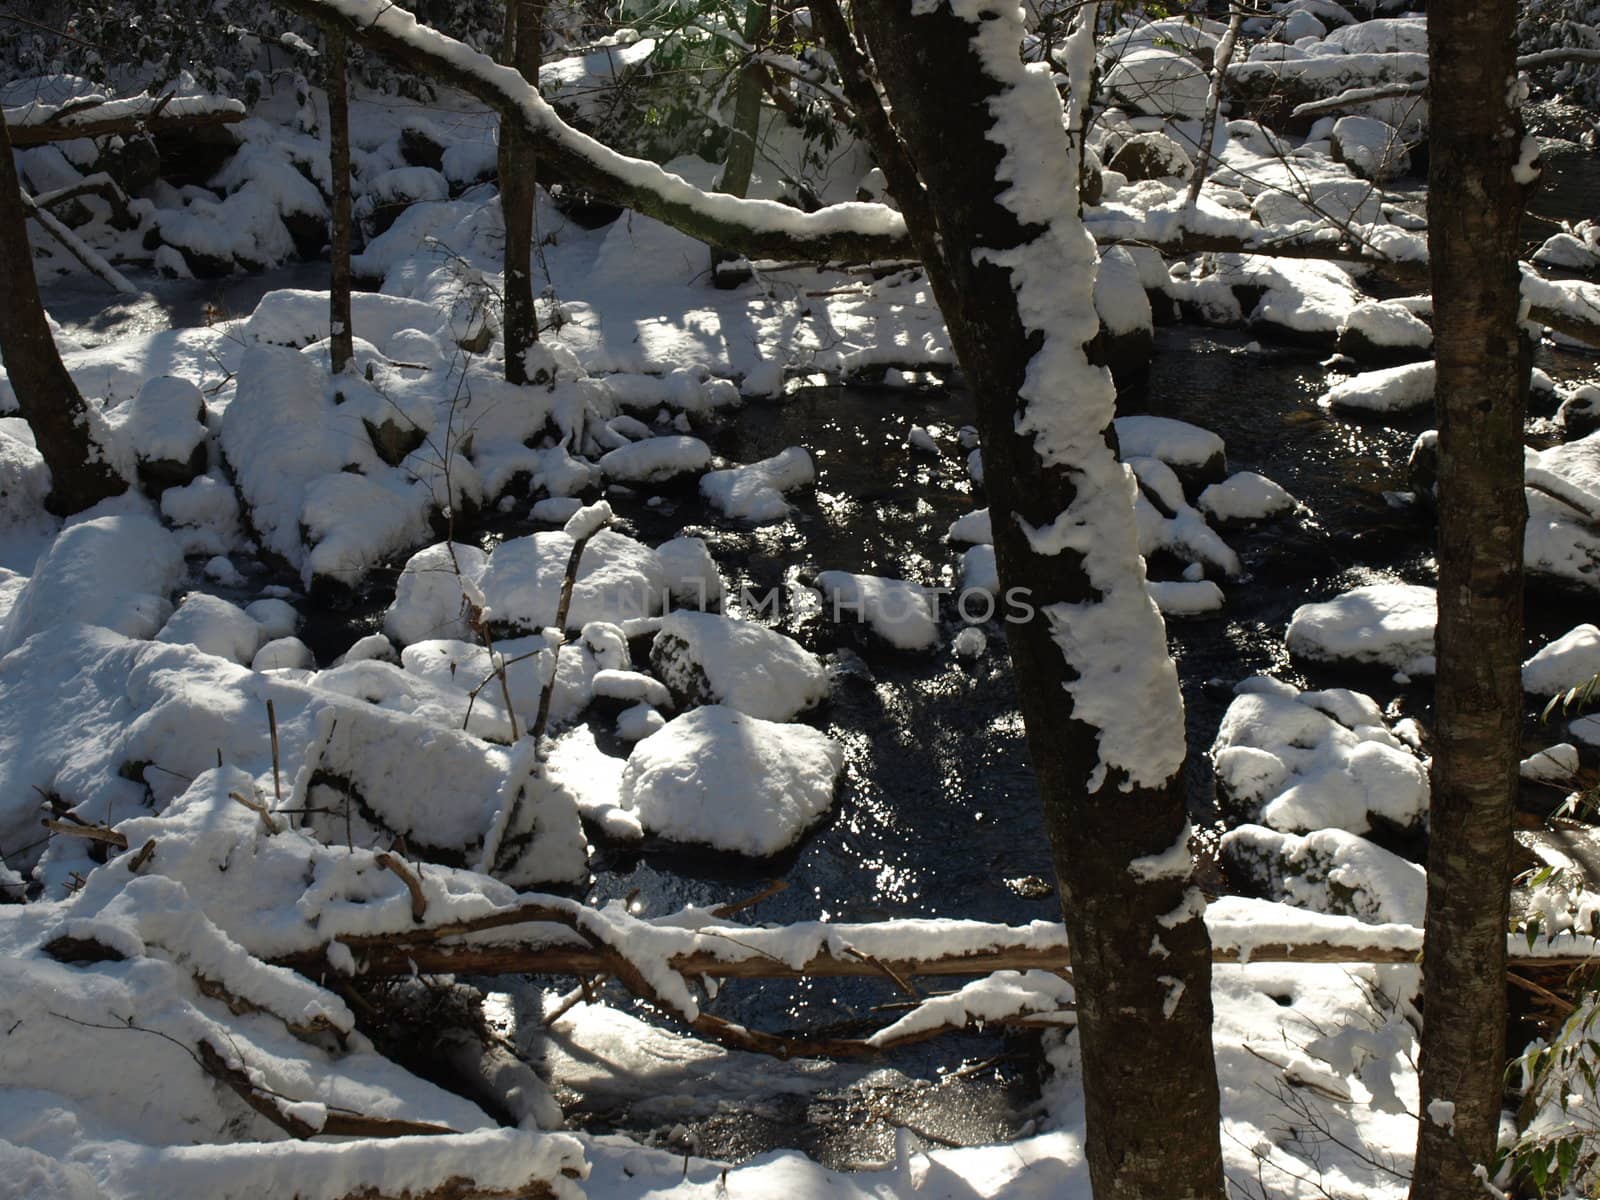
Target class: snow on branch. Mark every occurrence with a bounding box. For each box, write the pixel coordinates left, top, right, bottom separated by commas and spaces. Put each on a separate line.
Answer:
273, 0, 914, 262
4, 90, 246, 146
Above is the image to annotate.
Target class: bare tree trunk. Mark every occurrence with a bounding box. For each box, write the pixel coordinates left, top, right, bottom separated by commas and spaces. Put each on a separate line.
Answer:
710, 0, 770, 280
832, 6, 1225, 1197
0, 114, 126, 516
499, 0, 543, 384
327, 27, 355, 376
1411, 4, 1533, 1199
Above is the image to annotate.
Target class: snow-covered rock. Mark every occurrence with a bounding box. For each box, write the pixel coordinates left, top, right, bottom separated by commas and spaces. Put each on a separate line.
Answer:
1523, 625, 1600, 698
1114, 415, 1226, 491
0, 422, 49, 531
1198, 472, 1297, 523
1221, 824, 1425, 924
1211, 675, 1429, 835
650, 611, 827, 721
157, 594, 263, 665
815, 571, 939, 650
1106, 131, 1193, 181
252, 635, 314, 672
1329, 116, 1410, 181
1337, 300, 1432, 363
383, 542, 487, 646
1149, 579, 1226, 617
1319, 361, 1433, 414
947, 508, 993, 545
0, 510, 182, 655
700, 447, 814, 522
619, 706, 844, 855
104, 375, 208, 492
655, 536, 724, 607
479, 529, 668, 632
598, 435, 711, 484
1286, 583, 1437, 677
1103, 47, 1211, 119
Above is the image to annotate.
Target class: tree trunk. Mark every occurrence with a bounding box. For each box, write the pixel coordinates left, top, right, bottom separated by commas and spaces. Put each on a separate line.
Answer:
710, 0, 770, 279
499, 0, 543, 384
327, 27, 355, 376
1412, 4, 1532, 1199
0, 115, 126, 516
840, 6, 1225, 1198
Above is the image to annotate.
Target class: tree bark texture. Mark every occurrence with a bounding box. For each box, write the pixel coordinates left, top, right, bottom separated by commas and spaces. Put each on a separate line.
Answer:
1413, 3, 1534, 1199
0, 114, 127, 515
327, 27, 355, 375
499, 0, 544, 384
843, 8, 1225, 1198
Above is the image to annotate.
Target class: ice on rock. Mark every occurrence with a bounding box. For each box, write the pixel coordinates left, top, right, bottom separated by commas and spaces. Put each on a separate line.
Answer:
1286, 583, 1437, 676
655, 536, 724, 607
0, 511, 183, 655
1523, 625, 1600, 698
815, 571, 939, 650
598, 435, 711, 484
157, 594, 264, 665
1220, 824, 1426, 925
253, 636, 315, 672
1198, 472, 1297, 524
479, 530, 668, 632
1211, 676, 1430, 835
619, 706, 844, 855
383, 542, 488, 646
700, 447, 814, 522
650, 611, 827, 721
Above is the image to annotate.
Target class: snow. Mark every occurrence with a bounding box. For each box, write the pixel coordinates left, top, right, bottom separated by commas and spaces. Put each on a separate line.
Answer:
651, 611, 827, 722
1211, 675, 1430, 835
947, 508, 993, 545
252, 636, 315, 672
1149, 579, 1225, 616
1286, 583, 1437, 676
1221, 824, 1426, 924
815, 571, 938, 650
655, 536, 724, 608
1114, 415, 1224, 477
157, 594, 263, 665
0, 509, 182, 656
1320, 361, 1434, 413
599, 436, 711, 484
700, 447, 814, 523
479, 529, 668, 631
1198, 472, 1297, 523
618, 706, 844, 855
1522, 624, 1600, 697
1102, 48, 1211, 119
104, 375, 206, 466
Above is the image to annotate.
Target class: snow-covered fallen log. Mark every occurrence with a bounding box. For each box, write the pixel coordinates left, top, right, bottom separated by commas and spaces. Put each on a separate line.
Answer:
4, 91, 246, 146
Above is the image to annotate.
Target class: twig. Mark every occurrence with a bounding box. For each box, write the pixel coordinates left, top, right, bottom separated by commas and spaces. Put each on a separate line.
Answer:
267, 699, 282, 804
128, 839, 157, 872
41, 818, 128, 849
229, 790, 284, 835
376, 851, 428, 922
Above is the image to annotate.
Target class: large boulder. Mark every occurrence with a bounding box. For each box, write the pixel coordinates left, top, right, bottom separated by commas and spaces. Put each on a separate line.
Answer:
650, 611, 827, 722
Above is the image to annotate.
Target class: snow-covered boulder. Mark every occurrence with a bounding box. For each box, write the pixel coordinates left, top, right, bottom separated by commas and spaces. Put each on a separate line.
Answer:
1329, 115, 1411, 181
1523, 625, 1600, 698
619, 706, 844, 855
157, 594, 263, 665
815, 571, 939, 650
253, 635, 314, 672
1251, 179, 1382, 230
1211, 676, 1429, 835
1319, 360, 1433, 414
1286, 583, 1436, 677
1534, 232, 1600, 273
1336, 300, 1432, 364
0, 422, 48, 531
105, 375, 208, 494
1220, 824, 1425, 924
384, 542, 488, 646
0, 511, 183, 655
1198, 472, 1297, 524
358, 166, 450, 236
1106, 131, 1194, 181
479, 529, 669, 632
700, 447, 814, 522
1130, 456, 1242, 578
1560, 385, 1600, 442
650, 611, 827, 721
598, 436, 711, 484
655, 536, 724, 608
1103, 47, 1211, 119
1114, 415, 1226, 492
400, 633, 597, 734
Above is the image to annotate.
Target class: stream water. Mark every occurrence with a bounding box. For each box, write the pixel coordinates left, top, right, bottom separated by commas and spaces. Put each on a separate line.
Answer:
36, 175, 1600, 1166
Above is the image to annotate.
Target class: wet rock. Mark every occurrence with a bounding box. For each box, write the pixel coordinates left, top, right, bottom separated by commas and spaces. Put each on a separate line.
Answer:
363, 416, 428, 468
1561, 386, 1600, 441
399, 124, 447, 172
